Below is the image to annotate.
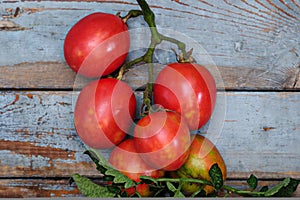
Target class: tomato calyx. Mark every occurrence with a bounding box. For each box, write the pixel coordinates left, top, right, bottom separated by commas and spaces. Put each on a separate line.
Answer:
172, 48, 196, 63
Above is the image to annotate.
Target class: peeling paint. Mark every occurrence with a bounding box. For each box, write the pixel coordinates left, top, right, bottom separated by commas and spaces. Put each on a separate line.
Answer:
0, 140, 76, 160
0, 19, 29, 31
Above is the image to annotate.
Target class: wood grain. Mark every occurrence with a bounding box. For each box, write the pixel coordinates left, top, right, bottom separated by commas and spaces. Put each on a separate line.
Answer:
0, 179, 81, 198
0, 0, 299, 90
0, 61, 299, 90
0, 91, 299, 179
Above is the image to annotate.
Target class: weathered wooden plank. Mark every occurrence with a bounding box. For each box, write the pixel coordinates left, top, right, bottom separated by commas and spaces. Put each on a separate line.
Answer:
0, 62, 91, 89
0, 0, 299, 89
0, 178, 299, 197
0, 91, 299, 179
0, 179, 82, 198
1, 61, 299, 90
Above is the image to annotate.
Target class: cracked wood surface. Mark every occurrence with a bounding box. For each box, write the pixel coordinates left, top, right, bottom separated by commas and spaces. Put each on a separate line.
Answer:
0, 0, 299, 197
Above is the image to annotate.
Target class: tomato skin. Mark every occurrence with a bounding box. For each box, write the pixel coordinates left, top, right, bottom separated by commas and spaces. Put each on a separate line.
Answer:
74, 78, 136, 149
171, 134, 227, 196
64, 12, 130, 78
109, 139, 165, 197
134, 111, 190, 171
153, 63, 216, 130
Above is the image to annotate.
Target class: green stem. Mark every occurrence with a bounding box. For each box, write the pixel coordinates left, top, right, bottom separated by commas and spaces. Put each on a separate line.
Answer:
136, 0, 156, 28
222, 185, 266, 197
141, 176, 212, 186
136, 0, 161, 44
117, 0, 189, 114
121, 10, 143, 23
136, 0, 160, 113
159, 33, 187, 59
116, 57, 144, 80
140, 176, 267, 197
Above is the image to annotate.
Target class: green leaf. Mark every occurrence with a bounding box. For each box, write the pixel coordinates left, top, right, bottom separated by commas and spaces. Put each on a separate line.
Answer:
84, 148, 110, 167
84, 148, 135, 189
71, 174, 115, 198
105, 168, 135, 189
264, 177, 290, 196
247, 174, 258, 190
209, 163, 223, 191
174, 190, 185, 197
265, 178, 299, 197
84, 149, 108, 174
174, 181, 185, 197
166, 182, 177, 192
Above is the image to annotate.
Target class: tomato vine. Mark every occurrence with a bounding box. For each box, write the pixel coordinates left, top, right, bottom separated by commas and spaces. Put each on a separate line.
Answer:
70, 149, 299, 197
115, 0, 192, 114
66, 0, 299, 197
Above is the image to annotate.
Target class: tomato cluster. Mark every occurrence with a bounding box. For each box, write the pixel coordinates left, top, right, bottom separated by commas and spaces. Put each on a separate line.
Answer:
64, 12, 226, 197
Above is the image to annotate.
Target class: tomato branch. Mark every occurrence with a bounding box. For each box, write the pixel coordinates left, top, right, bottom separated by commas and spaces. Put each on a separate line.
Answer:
140, 176, 212, 186
116, 0, 191, 114
221, 185, 265, 197
121, 10, 143, 23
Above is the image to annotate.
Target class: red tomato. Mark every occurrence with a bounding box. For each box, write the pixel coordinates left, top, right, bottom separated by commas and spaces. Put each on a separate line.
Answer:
171, 134, 227, 195
64, 12, 130, 78
74, 78, 136, 149
153, 63, 217, 130
109, 139, 165, 197
133, 111, 190, 171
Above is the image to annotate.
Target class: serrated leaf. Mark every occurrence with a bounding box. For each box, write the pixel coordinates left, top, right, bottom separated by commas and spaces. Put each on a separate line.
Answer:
209, 163, 223, 191
166, 182, 177, 192
265, 178, 299, 197
247, 174, 258, 190
84, 148, 136, 189
105, 168, 135, 188
84, 150, 106, 174
71, 174, 115, 198
85, 148, 111, 167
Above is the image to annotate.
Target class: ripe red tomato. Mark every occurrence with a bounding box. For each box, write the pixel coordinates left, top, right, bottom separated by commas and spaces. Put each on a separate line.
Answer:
109, 139, 165, 197
153, 62, 217, 131
133, 111, 190, 171
171, 134, 227, 196
64, 12, 130, 78
74, 78, 136, 149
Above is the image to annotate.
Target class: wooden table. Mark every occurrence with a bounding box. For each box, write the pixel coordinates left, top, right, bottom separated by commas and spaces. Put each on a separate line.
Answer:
0, 0, 299, 197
